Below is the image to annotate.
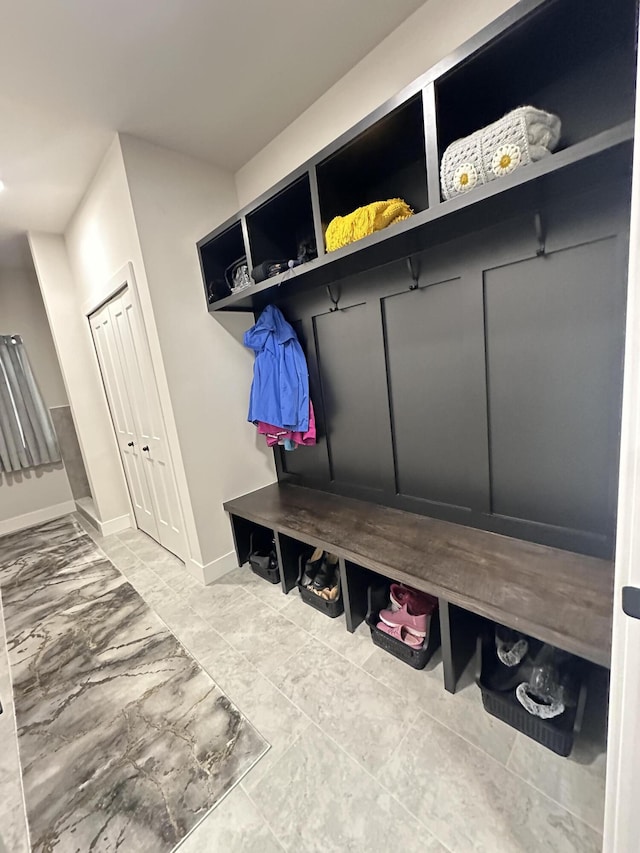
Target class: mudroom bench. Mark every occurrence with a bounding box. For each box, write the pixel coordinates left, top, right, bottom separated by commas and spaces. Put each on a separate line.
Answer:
223, 483, 613, 692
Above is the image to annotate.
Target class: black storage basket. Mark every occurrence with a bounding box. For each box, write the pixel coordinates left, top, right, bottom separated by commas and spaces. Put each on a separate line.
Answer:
248, 530, 280, 585
365, 582, 440, 670
296, 552, 344, 618
476, 631, 587, 757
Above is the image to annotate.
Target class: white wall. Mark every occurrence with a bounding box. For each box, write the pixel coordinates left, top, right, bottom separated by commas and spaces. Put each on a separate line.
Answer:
0, 262, 74, 529
235, 0, 518, 206
119, 134, 276, 573
33, 134, 275, 580
603, 30, 640, 851
29, 230, 130, 528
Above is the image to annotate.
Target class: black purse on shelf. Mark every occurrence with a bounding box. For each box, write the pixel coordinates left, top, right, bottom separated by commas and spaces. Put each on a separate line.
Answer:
251, 260, 288, 283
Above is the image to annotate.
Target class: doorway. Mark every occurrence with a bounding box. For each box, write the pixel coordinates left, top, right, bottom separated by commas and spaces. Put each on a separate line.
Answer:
89, 286, 185, 559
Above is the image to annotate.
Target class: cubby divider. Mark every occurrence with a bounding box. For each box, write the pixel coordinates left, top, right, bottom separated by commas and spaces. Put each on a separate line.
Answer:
273, 531, 308, 594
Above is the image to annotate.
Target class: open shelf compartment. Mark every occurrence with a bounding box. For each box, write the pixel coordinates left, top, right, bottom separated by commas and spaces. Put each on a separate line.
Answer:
366, 579, 440, 670
246, 174, 318, 276
199, 220, 248, 305
316, 94, 429, 236
229, 514, 280, 584
435, 0, 636, 168
476, 623, 588, 756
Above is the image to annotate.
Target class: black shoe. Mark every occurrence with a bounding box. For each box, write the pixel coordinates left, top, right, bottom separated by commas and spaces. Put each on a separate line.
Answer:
301, 547, 324, 587
312, 553, 339, 591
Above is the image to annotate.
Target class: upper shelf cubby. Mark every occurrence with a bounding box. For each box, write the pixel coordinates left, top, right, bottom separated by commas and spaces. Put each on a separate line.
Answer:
316, 94, 429, 230
199, 220, 246, 305
435, 0, 637, 161
246, 174, 318, 271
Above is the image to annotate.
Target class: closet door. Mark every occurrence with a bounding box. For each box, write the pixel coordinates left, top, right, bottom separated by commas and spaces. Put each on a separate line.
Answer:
108, 289, 185, 559
90, 301, 159, 541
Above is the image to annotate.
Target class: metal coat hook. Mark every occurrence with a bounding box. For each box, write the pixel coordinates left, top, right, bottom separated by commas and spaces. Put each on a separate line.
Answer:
326, 284, 341, 311
534, 212, 546, 257
406, 256, 420, 290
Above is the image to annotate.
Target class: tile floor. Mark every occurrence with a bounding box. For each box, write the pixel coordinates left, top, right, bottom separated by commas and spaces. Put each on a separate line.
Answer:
2, 516, 608, 853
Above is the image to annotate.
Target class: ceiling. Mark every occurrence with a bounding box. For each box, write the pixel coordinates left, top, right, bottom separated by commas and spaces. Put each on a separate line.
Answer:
0, 0, 426, 249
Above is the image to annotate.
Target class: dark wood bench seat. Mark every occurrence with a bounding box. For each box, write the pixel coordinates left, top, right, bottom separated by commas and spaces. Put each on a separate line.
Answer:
223, 483, 613, 672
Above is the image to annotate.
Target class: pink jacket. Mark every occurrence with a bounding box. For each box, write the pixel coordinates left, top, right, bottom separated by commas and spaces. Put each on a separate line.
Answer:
258, 402, 316, 448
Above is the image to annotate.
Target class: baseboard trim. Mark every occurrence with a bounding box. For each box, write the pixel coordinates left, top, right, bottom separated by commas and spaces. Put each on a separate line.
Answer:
74, 496, 98, 528
0, 500, 77, 537
98, 514, 133, 537
187, 550, 239, 585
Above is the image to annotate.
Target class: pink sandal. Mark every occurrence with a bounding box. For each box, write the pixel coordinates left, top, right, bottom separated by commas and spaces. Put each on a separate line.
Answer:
376, 620, 424, 648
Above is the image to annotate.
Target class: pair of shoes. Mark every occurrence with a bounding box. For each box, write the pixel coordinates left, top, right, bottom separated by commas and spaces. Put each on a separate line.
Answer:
389, 583, 436, 615
317, 582, 340, 601
379, 584, 437, 641
301, 547, 324, 587
495, 626, 529, 667
301, 549, 339, 594
376, 621, 423, 648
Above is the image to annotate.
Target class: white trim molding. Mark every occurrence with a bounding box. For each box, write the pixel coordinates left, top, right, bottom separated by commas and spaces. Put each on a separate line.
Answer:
74, 496, 132, 537
0, 500, 76, 537
187, 550, 239, 585
74, 496, 99, 527
98, 514, 133, 537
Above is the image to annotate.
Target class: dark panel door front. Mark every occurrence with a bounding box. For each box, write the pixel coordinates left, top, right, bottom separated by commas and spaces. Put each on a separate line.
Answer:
279, 317, 330, 482
383, 275, 490, 510
484, 236, 624, 539
314, 304, 389, 492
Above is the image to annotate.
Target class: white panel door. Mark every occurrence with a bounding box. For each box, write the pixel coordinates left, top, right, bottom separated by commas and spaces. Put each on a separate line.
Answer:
108, 289, 185, 559
90, 301, 159, 541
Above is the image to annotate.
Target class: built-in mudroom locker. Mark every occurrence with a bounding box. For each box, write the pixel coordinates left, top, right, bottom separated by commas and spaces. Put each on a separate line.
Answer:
199, 0, 638, 762
89, 287, 185, 558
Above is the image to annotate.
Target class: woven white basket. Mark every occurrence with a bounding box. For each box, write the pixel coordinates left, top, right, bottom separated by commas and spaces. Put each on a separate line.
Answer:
440, 106, 561, 201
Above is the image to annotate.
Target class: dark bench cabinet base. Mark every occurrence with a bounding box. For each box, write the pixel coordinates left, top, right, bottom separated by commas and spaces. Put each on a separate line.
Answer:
224, 483, 613, 696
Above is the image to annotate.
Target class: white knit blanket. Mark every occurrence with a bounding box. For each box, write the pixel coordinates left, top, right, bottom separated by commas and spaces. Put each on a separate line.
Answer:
440, 106, 561, 201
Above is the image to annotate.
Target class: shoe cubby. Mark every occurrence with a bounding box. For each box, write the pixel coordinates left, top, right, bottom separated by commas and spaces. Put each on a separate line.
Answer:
198, 220, 248, 305
229, 514, 279, 581
476, 623, 588, 757
246, 174, 319, 274
274, 533, 343, 615
247, 529, 280, 585
435, 0, 636, 164
296, 551, 343, 618
316, 94, 429, 233
365, 581, 440, 670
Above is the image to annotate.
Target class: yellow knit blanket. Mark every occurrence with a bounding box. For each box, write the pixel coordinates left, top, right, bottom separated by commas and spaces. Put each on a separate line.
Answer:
325, 198, 414, 252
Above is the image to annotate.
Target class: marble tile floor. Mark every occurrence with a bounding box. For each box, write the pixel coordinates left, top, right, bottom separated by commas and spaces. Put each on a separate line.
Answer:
2, 514, 609, 853
0, 518, 266, 853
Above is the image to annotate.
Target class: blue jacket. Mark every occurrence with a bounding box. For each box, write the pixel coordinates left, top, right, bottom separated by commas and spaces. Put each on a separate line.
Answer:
244, 305, 310, 432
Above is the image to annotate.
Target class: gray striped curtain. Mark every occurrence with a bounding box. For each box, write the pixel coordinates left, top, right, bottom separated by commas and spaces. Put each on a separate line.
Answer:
0, 335, 61, 473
